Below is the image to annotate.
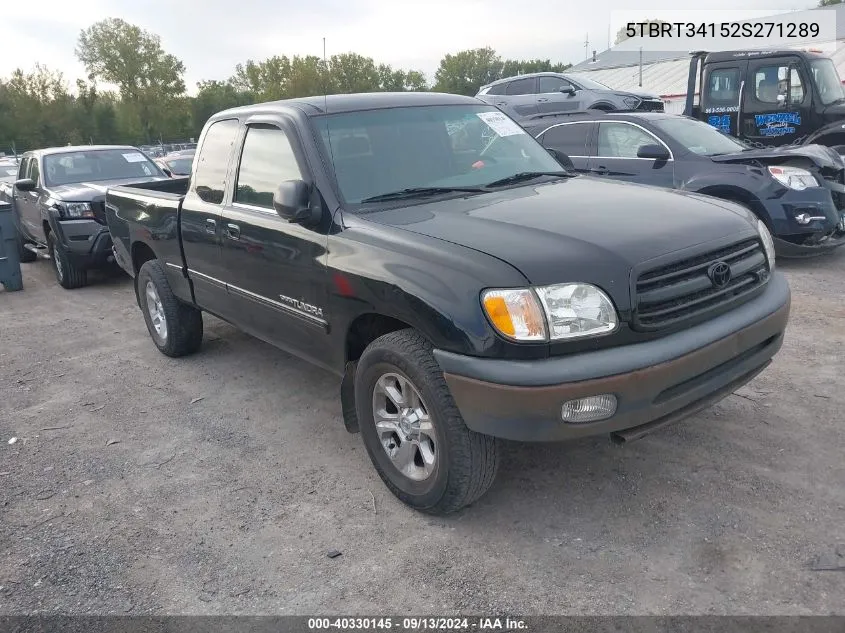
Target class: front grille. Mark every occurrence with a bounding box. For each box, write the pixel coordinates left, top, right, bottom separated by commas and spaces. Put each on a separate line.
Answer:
636, 100, 665, 112
633, 238, 769, 331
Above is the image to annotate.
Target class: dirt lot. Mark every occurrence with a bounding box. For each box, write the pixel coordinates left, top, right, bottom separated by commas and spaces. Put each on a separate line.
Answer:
1, 254, 844, 615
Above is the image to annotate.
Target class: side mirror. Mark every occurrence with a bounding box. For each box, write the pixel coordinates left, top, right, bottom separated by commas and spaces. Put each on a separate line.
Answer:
161, 168, 173, 178
273, 179, 320, 225
560, 86, 576, 96
636, 144, 670, 161
14, 178, 35, 192
545, 147, 574, 170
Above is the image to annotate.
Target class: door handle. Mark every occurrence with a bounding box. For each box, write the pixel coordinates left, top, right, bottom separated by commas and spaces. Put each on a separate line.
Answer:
537, 98, 549, 102
225, 223, 240, 240
205, 218, 216, 234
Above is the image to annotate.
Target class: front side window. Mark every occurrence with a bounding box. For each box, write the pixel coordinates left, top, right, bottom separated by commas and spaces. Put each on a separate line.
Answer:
29, 159, 41, 186
193, 118, 240, 204
753, 64, 803, 105
597, 122, 660, 158
42, 150, 162, 187
235, 125, 302, 209
539, 76, 572, 94
315, 105, 563, 205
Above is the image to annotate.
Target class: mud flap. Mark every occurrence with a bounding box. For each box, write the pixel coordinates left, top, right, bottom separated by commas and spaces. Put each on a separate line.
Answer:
341, 361, 359, 433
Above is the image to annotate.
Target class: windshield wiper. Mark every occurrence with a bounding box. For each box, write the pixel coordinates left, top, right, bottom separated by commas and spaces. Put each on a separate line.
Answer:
360, 186, 486, 203
484, 171, 571, 188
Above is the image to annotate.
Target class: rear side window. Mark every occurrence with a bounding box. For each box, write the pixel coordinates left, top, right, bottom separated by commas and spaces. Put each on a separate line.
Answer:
706, 68, 740, 104
506, 77, 536, 95
235, 125, 302, 209
193, 118, 240, 204
539, 123, 591, 156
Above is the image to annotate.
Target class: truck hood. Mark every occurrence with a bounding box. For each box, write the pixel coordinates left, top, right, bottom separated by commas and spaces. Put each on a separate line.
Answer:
48, 176, 168, 201
364, 177, 756, 286
709, 144, 843, 169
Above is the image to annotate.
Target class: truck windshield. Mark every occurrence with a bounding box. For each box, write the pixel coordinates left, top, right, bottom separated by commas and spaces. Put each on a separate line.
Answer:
809, 59, 845, 106
652, 117, 747, 156
314, 105, 564, 205
43, 149, 163, 187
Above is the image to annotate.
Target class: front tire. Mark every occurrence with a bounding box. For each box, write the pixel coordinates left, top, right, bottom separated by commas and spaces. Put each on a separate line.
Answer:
137, 260, 203, 357
48, 232, 87, 289
355, 329, 499, 514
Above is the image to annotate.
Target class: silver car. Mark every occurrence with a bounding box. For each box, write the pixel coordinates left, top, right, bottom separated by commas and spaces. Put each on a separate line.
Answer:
475, 72, 664, 120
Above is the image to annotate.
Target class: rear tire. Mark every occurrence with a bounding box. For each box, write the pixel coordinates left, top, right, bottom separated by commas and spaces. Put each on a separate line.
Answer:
16, 230, 37, 263
355, 329, 499, 514
137, 259, 203, 357
48, 232, 87, 289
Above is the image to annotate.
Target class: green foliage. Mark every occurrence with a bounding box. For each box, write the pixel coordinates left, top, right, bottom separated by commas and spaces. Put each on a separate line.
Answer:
0, 19, 572, 152
432, 47, 571, 96
818, 0, 841, 6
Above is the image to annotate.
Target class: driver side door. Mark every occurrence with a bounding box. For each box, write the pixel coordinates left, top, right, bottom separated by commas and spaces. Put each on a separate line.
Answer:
537, 76, 585, 114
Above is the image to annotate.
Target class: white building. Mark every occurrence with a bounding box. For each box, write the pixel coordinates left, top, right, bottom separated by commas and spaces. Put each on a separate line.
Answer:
569, 4, 845, 113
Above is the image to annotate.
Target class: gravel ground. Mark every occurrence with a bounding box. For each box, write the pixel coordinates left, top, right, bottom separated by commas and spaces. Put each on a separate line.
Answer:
1, 254, 844, 615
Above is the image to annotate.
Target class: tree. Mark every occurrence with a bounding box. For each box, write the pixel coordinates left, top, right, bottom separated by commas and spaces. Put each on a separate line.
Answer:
818, 0, 841, 5
76, 18, 186, 142
433, 47, 503, 96
615, 19, 670, 44
192, 80, 253, 137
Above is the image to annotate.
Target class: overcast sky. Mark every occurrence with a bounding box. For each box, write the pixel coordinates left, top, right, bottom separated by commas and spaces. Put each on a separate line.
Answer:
3, 0, 817, 93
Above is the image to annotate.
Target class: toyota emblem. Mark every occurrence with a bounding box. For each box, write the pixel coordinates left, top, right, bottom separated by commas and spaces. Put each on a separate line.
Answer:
707, 261, 732, 288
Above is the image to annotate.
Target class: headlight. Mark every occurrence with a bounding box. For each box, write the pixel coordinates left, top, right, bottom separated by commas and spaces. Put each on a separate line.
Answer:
757, 219, 776, 271
767, 166, 818, 190
63, 202, 94, 218
481, 283, 618, 342
535, 283, 618, 340
622, 96, 641, 109
481, 288, 547, 341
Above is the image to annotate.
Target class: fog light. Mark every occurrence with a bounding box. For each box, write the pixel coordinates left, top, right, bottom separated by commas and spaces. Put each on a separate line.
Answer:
561, 394, 617, 423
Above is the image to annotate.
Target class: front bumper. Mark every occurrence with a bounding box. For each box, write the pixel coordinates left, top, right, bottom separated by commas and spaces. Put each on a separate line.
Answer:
434, 272, 790, 443
766, 186, 844, 256
51, 217, 114, 270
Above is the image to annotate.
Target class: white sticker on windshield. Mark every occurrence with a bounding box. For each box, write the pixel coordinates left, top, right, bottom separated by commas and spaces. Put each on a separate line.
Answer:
476, 111, 526, 137
6, 169, 17, 175
123, 152, 147, 163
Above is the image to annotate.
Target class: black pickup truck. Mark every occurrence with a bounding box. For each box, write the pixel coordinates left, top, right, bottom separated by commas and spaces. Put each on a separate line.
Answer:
105, 93, 791, 514
4, 145, 168, 288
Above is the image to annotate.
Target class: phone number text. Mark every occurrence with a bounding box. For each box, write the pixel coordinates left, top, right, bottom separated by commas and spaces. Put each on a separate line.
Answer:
625, 21, 820, 39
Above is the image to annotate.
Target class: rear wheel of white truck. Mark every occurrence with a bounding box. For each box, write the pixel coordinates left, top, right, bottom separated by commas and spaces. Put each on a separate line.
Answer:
137, 260, 203, 357
355, 329, 500, 514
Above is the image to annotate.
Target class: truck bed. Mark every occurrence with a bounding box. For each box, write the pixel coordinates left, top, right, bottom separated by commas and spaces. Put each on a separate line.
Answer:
106, 177, 190, 280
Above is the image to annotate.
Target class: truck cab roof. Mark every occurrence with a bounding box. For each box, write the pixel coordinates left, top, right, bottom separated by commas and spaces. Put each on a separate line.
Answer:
214, 92, 482, 119
697, 49, 830, 64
